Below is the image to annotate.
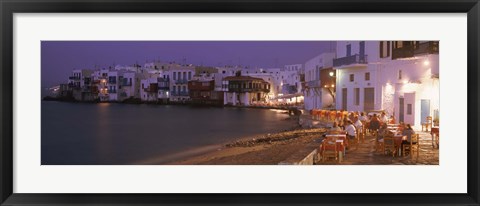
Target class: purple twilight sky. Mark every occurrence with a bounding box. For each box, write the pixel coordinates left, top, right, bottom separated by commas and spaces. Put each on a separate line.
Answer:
41, 41, 334, 88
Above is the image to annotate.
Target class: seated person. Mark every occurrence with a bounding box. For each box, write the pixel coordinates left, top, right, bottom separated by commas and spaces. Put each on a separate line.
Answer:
377, 123, 388, 142
354, 116, 363, 130
358, 112, 368, 122
344, 120, 357, 140
369, 114, 381, 132
401, 124, 416, 151
329, 121, 342, 132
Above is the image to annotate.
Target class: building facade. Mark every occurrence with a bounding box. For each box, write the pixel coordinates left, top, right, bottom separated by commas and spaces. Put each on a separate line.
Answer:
334, 41, 439, 129
222, 75, 270, 106
303, 53, 336, 111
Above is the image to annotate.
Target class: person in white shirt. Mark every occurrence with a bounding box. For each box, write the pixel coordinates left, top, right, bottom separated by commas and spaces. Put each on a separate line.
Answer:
354, 116, 363, 132
358, 112, 368, 122
380, 112, 389, 124
344, 120, 357, 140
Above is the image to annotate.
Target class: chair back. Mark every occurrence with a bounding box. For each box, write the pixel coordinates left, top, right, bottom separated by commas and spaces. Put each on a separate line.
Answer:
426, 116, 432, 124
383, 133, 395, 146
411, 133, 419, 144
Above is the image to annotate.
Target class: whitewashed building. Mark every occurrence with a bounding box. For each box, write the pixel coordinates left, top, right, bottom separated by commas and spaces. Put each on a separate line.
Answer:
334, 41, 439, 129
303, 53, 336, 111
170, 66, 195, 102
106, 70, 126, 101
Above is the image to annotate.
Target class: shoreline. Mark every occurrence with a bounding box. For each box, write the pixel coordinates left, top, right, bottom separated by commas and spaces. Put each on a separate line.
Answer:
42, 97, 303, 112
168, 126, 327, 165
131, 116, 303, 165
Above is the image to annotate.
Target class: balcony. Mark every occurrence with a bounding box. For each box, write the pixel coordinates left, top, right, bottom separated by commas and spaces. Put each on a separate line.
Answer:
414, 41, 439, 55
174, 79, 188, 84
171, 91, 189, 96
306, 80, 321, 88
392, 41, 439, 60
392, 46, 414, 59
333, 54, 368, 67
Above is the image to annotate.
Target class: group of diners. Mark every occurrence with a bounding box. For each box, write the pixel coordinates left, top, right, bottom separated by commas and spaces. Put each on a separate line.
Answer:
319, 110, 419, 161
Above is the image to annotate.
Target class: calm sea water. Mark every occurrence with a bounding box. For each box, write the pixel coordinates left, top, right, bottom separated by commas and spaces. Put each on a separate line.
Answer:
41, 101, 294, 165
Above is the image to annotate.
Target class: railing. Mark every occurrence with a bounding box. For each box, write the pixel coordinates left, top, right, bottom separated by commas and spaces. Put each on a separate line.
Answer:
392, 41, 439, 60
414, 41, 439, 55
306, 80, 321, 88
174, 79, 188, 84
392, 46, 414, 59
69, 76, 80, 80
171, 91, 189, 96
333, 54, 368, 67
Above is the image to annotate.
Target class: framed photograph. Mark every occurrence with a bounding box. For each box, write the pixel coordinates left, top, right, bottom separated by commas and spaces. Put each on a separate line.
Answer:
1, 0, 479, 205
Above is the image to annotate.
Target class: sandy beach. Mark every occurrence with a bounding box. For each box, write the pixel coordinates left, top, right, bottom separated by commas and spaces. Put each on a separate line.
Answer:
170, 127, 327, 165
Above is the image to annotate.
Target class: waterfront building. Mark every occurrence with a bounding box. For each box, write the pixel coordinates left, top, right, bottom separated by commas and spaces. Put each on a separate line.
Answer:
333, 41, 439, 129
140, 77, 159, 102
105, 70, 127, 101
222, 75, 270, 106
118, 72, 141, 100
157, 76, 170, 103
93, 68, 110, 102
170, 66, 195, 102
188, 80, 224, 105
68, 69, 95, 101
303, 53, 336, 111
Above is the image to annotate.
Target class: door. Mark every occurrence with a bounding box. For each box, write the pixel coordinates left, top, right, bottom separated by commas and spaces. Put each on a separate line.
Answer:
421, 99, 430, 124
404, 92, 416, 125
346, 44, 351, 56
342, 88, 347, 110
364, 88, 375, 111
399, 97, 404, 123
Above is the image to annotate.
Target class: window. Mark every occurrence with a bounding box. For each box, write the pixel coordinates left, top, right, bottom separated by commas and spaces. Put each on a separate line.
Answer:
188, 72, 191, 80
379, 41, 391, 58
365, 72, 370, 81
346, 44, 351, 56
355, 88, 360, 105
398, 70, 402, 80
350, 74, 354, 82
407, 104, 412, 115
173, 72, 176, 80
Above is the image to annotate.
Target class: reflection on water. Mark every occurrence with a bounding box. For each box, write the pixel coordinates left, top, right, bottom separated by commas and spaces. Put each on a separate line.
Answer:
41, 102, 293, 165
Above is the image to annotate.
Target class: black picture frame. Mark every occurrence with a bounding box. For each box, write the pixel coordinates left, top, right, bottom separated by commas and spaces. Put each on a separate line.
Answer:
1, 0, 479, 205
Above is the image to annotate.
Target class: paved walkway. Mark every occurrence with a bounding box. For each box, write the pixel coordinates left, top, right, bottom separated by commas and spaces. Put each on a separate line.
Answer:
315, 130, 439, 165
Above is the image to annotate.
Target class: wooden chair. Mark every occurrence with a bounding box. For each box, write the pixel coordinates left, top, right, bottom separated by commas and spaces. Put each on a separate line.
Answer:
402, 134, 420, 160
422, 116, 432, 132
322, 136, 338, 162
357, 125, 365, 143
375, 132, 385, 153
347, 132, 359, 151
383, 133, 396, 157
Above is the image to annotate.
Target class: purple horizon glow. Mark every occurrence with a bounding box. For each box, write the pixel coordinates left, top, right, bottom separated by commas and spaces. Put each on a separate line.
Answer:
41, 41, 334, 88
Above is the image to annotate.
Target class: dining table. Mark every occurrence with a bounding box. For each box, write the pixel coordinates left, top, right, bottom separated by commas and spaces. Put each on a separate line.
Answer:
321, 134, 347, 162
